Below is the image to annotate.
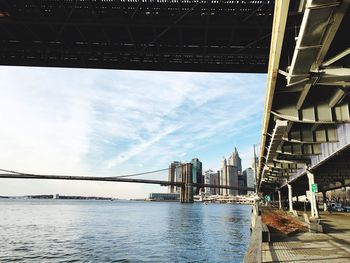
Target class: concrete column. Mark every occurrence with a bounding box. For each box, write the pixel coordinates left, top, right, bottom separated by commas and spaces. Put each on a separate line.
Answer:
180, 163, 194, 203
287, 184, 293, 212
278, 190, 282, 209
322, 191, 327, 212
306, 169, 319, 218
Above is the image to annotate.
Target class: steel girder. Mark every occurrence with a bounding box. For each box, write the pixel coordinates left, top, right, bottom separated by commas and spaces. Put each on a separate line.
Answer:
0, 0, 274, 72
259, 0, 350, 193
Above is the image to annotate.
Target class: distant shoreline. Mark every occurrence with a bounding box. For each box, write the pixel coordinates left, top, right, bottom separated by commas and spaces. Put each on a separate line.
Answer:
0, 195, 115, 201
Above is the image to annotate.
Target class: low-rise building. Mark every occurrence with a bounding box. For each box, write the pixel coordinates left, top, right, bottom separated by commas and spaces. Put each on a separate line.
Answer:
149, 193, 180, 201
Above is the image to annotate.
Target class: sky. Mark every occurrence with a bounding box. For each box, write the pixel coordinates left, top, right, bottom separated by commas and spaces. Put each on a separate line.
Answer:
0, 66, 266, 198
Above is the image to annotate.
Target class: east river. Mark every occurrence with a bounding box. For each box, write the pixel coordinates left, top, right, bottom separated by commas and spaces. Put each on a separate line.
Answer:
0, 200, 251, 262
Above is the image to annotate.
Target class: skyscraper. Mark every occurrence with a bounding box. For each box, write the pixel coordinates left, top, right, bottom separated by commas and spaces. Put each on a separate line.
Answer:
168, 161, 182, 193
213, 172, 220, 195
221, 158, 239, 196
244, 167, 255, 195
221, 158, 228, 195
238, 171, 247, 195
220, 147, 242, 196
191, 158, 202, 195
204, 170, 212, 195
204, 169, 220, 195
228, 165, 239, 196
228, 147, 242, 172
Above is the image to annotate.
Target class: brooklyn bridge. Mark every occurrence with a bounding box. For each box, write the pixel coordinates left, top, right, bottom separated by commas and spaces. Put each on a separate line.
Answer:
0, 164, 254, 203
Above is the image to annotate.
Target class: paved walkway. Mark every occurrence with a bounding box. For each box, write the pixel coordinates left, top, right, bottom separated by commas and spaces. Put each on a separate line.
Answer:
262, 212, 350, 262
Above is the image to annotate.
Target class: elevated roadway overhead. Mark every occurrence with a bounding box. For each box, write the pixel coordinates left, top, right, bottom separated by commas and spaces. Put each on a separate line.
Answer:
0, 0, 275, 73
258, 0, 350, 205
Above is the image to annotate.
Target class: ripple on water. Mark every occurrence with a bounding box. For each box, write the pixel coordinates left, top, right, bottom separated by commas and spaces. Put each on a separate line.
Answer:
0, 200, 251, 263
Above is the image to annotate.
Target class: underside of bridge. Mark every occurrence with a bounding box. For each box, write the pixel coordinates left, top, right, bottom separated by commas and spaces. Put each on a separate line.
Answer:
258, 0, 350, 201
0, 0, 274, 72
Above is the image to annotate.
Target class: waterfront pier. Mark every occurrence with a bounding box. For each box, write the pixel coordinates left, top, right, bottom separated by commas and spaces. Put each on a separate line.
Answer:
246, 0, 350, 262
262, 211, 350, 262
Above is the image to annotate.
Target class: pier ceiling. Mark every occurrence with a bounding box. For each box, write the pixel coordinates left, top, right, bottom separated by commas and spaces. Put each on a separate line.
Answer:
259, 0, 350, 195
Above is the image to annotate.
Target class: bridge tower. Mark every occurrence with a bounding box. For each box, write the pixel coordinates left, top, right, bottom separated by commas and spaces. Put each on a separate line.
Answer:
180, 163, 193, 203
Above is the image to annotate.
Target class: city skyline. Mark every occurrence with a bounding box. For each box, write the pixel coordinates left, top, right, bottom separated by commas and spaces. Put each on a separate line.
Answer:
0, 66, 265, 198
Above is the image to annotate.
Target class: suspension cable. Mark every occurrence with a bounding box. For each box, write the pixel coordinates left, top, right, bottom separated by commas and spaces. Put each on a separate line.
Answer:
0, 165, 185, 179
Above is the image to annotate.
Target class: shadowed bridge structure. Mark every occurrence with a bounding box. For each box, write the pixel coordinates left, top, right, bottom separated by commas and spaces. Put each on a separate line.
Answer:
0, 0, 274, 73
258, 0, 350, 218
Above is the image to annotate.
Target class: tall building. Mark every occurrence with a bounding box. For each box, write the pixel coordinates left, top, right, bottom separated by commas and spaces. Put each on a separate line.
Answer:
228, 147, 242, 172
244, 167, 255, 194
238, 171, 247, 195
204, 170, 220, 195
221, 158, 228, 195
221, 158, 239, 196
168, 161, 182, 193
251, 144, 259, 188
213, 171, 220, 195
204, 170, 212, 195
228, 165, 239, 196
191, 158, 203, 195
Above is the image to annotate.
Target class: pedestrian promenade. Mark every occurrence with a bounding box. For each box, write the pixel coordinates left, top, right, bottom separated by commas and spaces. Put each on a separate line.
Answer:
262, 212, 350, 262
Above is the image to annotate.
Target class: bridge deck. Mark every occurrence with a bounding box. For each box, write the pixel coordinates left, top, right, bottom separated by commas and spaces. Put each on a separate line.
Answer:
0, 173, 254, 191
0, 0, 274, 72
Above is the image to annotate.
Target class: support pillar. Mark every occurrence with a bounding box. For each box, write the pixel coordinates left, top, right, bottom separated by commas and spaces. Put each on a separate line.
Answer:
185, 183, 193, 203
278, 190, 282, 209
180, 163, 194, 203
322, 191, 327, 212
287, 184, 293, 212
306, 169, 319, 218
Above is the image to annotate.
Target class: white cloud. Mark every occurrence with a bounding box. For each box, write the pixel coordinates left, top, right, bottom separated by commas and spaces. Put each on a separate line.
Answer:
106, 124, 181, 168
0, 66, 266, 198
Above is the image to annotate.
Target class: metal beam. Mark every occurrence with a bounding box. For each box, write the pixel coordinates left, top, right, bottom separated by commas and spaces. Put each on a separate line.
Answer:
296, 83, 312, 110
270, 162, 302, 169
322, 47, 350, 67
316, 1, 350, 66
258, 0, 290, 187
274, 102, 350, 123
273, 0, 350, 174
274, 157, 310, 163
282, 137, 336, 144
265, 120, 289, 164
329, 88, 347, 108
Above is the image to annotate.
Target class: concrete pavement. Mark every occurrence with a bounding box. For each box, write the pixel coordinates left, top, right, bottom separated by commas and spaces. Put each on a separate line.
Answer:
262, 212, 350, 262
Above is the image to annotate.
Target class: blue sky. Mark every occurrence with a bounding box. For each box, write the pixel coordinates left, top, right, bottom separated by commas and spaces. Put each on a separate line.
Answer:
0, 66, 266, 198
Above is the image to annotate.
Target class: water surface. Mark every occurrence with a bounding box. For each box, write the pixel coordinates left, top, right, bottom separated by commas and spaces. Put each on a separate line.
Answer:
0, 200, 251, 262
